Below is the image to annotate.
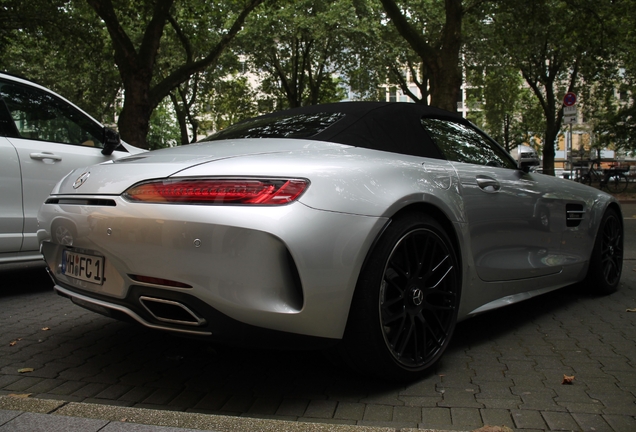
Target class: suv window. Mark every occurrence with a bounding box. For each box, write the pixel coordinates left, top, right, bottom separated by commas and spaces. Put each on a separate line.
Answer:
421, 118, 517, 169
0, 79, 105, 148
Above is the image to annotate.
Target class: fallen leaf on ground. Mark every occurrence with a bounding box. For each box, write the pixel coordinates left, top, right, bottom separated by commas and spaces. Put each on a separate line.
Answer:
41, 327, 50, 331
562, 374, 575, 384
8, 393, 31, 398
17, 368, 34, 374
472, 426, 513, 432
9, 338, 23, 346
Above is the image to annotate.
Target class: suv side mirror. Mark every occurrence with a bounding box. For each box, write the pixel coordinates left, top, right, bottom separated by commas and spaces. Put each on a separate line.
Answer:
519, 159, 540, 173
102, 128, 121, 155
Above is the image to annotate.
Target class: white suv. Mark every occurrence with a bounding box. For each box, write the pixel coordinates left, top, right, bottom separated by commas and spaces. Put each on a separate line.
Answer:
0, 72, 144, 264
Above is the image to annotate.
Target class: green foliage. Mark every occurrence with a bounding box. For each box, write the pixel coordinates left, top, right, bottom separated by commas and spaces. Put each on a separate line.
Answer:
2, 0, 634, 155
583, 0, 636, 154
146, 99, 181, 149
241, 0, 363, 109
467, 66, 544, 152
0, 0, 121, 123
475, 0, 618, 174
197, 74, 259, 136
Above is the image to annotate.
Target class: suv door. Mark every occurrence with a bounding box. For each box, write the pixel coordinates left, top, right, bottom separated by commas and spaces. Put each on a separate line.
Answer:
0, 77, 129, 255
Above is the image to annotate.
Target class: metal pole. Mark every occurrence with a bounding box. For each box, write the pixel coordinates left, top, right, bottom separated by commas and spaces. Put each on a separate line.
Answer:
569, 123, 573, 180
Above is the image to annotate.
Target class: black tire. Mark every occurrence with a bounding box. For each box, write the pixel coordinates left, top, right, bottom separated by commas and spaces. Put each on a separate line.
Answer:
339, 212, 461, 381
585, 207, 623, 295
604, 174, 628, 193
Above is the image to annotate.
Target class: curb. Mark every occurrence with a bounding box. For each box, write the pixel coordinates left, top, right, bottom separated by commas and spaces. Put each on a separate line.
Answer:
0, 396, 463, 432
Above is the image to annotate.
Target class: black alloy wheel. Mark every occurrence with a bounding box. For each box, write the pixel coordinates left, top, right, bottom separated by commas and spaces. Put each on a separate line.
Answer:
340, 212, 461, 381
380, 227, 459, 369
586, 207, 623, 294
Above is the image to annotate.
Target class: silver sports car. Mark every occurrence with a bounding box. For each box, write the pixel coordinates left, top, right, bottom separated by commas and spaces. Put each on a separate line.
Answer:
38, 102, 623, 380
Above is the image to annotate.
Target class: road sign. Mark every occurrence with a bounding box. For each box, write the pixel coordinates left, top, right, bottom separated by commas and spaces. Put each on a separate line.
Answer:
563, 92, 577, 107
563, 115, 577, 124
563, 105, 577, 115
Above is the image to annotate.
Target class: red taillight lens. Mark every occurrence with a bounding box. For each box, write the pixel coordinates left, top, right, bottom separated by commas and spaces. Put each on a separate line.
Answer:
124, 179, 308, 205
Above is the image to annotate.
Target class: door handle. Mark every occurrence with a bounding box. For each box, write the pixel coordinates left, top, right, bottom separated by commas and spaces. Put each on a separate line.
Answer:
476, 175, 500, 193
30, 152, 62, 162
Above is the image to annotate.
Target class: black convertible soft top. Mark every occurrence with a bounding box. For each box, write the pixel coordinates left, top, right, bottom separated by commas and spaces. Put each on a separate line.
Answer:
203, 102, 472, 159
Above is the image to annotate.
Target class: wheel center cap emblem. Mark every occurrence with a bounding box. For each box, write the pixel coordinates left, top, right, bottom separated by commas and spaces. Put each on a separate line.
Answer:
412, 288, 424, 306
73, 171, 90, 189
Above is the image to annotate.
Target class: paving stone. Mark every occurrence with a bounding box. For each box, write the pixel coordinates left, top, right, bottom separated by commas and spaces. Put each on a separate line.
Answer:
602, 414, 636, 432
477, 398, 520, 409
68, 382, 109, 399
274, 398, 309, 417
398, 375, 442, 397
556, 400, 605, 414
0, 409, 21, 426
421, 407, 451, 425
141, 388, 182, 406
506, 372, 547, 387
4, 377, 45, 392
191, 391, 228, 412
219, 394, 253, 413
475, 382, 515, 399
360, 392, 404, 405
437, 387, 482, 408
0, 375, 28, 390
243, 397, 281, 416
361, 404, 392, 422
542, 411, 580, 430
480, 408, 515, 428
117, 387, 155, 404
333, 401, 365, 421
510, 409, 548, 429
450, 407, 482, 427
398, 396, 441, 407
392, 405, 421, 423
0, 411, 108, 432
302, 399, 336, 419
571, 412, 613, 432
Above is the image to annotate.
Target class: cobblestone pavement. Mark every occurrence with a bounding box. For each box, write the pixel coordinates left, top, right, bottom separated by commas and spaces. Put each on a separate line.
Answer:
1, 206, 636, 432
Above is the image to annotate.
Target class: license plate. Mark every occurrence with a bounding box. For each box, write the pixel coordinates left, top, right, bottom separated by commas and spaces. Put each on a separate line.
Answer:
62, 250, 105, 285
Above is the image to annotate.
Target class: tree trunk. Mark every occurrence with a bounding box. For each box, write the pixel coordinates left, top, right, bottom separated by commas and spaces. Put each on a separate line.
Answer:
118, 74, 154, 148
169, 92, 190, 145
88, 0, 264, 149
379, 0, 463, 112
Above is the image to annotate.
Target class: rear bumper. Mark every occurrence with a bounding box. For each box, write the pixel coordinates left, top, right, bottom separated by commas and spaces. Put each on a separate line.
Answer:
39, 197, 387, 340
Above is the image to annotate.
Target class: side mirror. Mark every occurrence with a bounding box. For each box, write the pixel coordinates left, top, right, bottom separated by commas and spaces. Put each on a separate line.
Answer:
102, 128, 121, 155
519, 159, 540, 173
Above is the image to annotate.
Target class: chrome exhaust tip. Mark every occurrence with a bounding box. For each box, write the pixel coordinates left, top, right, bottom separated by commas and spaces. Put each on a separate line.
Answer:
139, 296, 206, 327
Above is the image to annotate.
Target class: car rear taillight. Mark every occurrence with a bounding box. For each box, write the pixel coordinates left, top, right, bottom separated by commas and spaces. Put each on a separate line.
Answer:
123, 178, 308, 205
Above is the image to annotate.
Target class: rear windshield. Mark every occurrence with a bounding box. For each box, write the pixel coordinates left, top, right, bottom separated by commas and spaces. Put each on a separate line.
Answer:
202, 112, 345, 141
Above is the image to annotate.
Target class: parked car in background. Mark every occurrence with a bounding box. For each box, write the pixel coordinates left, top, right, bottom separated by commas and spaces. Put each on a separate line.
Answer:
38, 102, 622, 381
0, 72, 144, 264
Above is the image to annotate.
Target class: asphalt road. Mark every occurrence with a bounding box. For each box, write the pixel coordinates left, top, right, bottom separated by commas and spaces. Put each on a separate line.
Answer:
1, 204, 636, 431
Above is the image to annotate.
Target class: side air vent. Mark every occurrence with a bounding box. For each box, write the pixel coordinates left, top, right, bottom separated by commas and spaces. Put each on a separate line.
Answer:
45, 198, 116, 206
566, 204, 585, 227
